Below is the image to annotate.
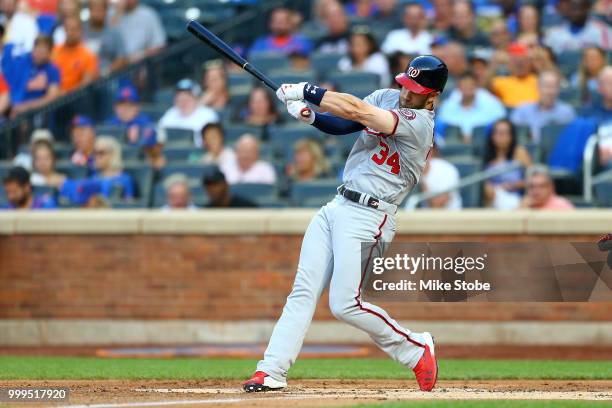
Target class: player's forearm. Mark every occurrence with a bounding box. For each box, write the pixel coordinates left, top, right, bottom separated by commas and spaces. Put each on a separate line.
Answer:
319, 91, 370, 123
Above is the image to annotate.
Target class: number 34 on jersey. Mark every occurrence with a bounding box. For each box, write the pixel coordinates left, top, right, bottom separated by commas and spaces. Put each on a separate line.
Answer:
370, 136, 401, 175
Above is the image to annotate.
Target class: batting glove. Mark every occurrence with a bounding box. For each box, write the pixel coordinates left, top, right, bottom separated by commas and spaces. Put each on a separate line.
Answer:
276, 82, 307, 104
286, 100, 315, 125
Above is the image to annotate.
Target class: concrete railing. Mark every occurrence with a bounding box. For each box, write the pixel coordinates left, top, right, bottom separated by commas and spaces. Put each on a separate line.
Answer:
1, 209, 611, 235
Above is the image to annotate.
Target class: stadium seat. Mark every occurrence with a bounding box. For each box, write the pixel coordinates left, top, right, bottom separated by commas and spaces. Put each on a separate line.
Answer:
524, 142, 541, 163
55, 161, 88, 179
270, 125, 323, 158
334, 132, 360, 158
593, 170, 612, 207
123, 162, 154, 207
122, 145, 140, 161
471, 126, 489, 156
269, 71, 316, 86
443, 125, 463, 142
249, 53, 290, 73
557, 51, 582, 78
450, 158, 482, 208
229, 183, 278, 204
439, 143, 472, 158
328, 72, 380, 94
160, 128, 195, 146
160, 163, 217, 182
154, 88, 175, 105
164, 146, 198, 163
290, 179, 339, 207
55, 145, 73, 160
95, 125, 126, 140
139, 104, 167, 121
223, 124, 263, 144
540, 123, 567, 163
228, 72, 252, 89
310, 52, 343, 78
0, 161, 14, 180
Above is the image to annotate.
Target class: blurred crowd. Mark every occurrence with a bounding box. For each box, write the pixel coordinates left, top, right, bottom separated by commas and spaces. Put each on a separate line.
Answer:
1, 0, 611, 211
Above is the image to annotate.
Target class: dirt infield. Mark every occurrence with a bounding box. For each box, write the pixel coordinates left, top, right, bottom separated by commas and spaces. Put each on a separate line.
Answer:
1, 379, 610, 407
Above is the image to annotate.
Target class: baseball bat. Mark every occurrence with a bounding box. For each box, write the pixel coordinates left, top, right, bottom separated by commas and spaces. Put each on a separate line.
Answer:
186, 20, 312, 118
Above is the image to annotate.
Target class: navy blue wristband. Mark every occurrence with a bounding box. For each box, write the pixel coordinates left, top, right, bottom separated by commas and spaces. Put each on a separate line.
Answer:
303, 83, 327, 106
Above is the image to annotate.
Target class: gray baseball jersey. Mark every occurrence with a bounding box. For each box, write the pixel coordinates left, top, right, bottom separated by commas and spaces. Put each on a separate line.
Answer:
343, 89, 435, 205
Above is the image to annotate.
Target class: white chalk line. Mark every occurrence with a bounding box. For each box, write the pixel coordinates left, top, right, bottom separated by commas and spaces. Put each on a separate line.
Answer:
49, 387, 612, 408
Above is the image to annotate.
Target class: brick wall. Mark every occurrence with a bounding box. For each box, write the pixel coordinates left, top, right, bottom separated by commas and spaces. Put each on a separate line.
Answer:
1, 233, 609, 321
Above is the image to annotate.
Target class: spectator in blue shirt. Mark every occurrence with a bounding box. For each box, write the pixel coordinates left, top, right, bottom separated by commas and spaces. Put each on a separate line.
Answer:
70, 115, 97, 173
105, 84, 153, 144
2, 166, 57, 210
511, 70, 576, 142
249, 7, 313, 57
582, 66, 612, 127
438, 71, 506, 142
90, 136, 135, 201
2, 36, 60, 118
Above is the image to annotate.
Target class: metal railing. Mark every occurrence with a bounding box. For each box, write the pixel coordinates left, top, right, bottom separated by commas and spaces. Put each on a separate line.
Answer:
404, 161, 523, 209
0, 0, 295, 159
582, 133, 599, 203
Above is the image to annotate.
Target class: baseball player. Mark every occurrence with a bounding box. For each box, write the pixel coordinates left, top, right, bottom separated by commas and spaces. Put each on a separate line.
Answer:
243, 55, 448, 393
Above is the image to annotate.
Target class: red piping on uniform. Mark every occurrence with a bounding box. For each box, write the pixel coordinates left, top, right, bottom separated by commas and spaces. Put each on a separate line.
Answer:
389, 110, 399, 136
355, 214, 425, 349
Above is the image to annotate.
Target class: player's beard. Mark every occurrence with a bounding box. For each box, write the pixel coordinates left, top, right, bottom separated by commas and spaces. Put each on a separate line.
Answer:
399, 90, 430, 109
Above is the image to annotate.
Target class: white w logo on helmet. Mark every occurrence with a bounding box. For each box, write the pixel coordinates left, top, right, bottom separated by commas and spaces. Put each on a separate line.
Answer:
407, 67, 420, 78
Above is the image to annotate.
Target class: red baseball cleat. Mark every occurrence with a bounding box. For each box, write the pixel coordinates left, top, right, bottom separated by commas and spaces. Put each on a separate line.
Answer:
243, 371, 287, 393
412, 332, 438, 392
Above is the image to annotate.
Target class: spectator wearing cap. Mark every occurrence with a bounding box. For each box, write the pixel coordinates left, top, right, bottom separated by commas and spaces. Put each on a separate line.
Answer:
445, 0, 489, 49
30, 140, 66, 188
543, 0, 611, 55
2, 166, 57, 209
200, 60, 230, 111
70, 115, 96, 171
381, 3, 432, 55
13, 128, 54, 170
52, 15, 99, 92
438, 71, 506, 141
203, 168, 257, 208
90, 136, 134, 200
520, 165, 574, 210
161, 173, 198, 210
315, 1, 350, 55
2, 35, 60, 118
572, 46, 608, 103
220, 134, 276, 185
84, 0, 127, 74
249, 8, 313, 57
339, 27, 391, 87
114, 0, 166, 61
194, 123, 236, 166
490, 43, 539, 108
0, 0, 39, 55
511, 70, 576, 141
158, 78, 219, 147
106, 84, 153, 144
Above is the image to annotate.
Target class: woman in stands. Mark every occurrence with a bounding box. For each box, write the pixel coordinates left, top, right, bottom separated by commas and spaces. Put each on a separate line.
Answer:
90, 136, 134, 201
286, 138, 330, 183
30, 140, 66, 188
338, 26, 390, 87
200, 60, 230, 112
572, 46, 607, 103
194, 123, 236, 165
483, 119, 532, 210
516, 4, 541, 46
